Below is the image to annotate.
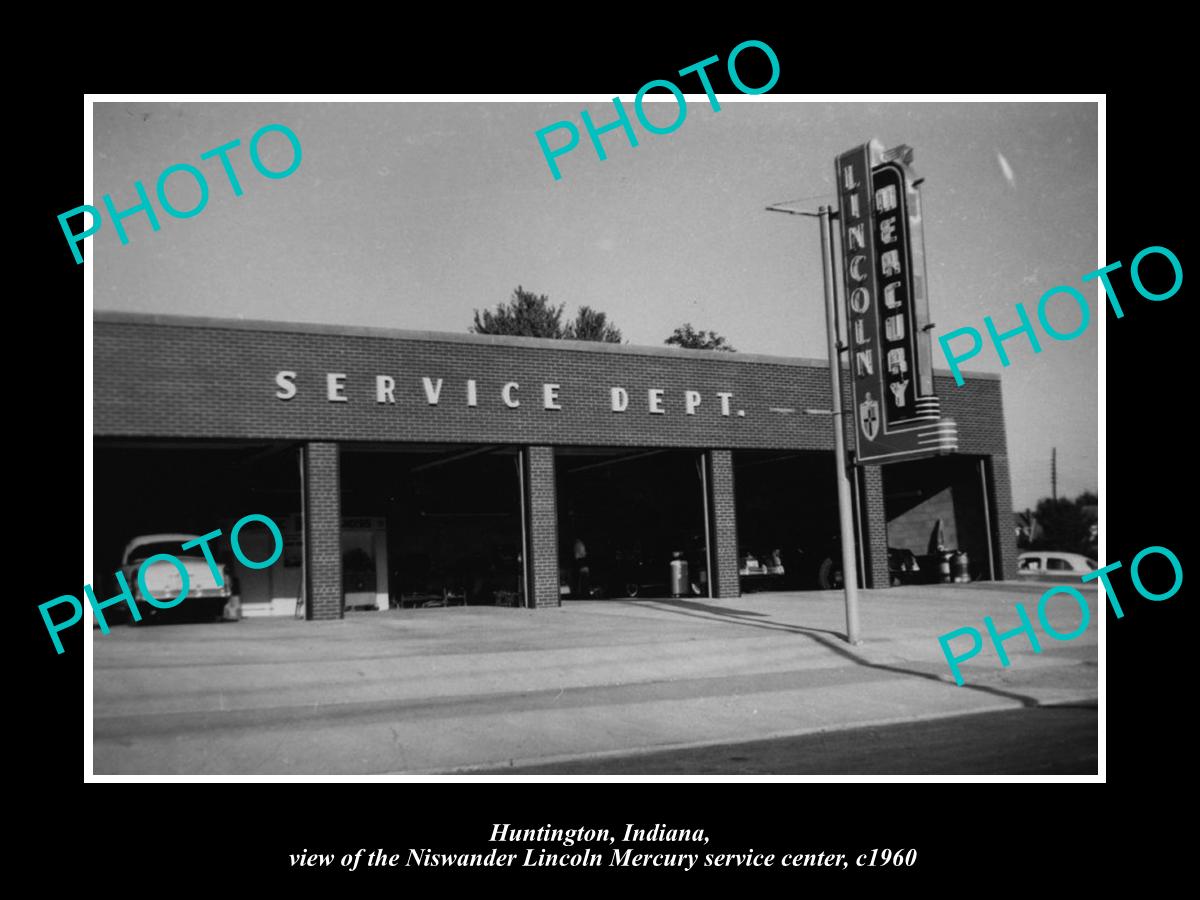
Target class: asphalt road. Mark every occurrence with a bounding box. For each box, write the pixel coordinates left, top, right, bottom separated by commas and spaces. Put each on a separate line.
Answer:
470, 704, 1098, 775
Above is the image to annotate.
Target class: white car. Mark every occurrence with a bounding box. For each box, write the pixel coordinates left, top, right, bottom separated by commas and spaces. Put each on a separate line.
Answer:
121, 534, 235, 620
1016, 551, 1098, 582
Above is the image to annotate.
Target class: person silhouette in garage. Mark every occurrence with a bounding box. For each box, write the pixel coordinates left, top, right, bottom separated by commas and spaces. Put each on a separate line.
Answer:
573, 536, 590, 599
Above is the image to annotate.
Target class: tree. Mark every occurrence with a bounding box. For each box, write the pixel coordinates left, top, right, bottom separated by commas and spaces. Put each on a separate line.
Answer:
471, 285, 566, 338
567, 305, 622, 343
1028, 491, 1098, 555
664, 323, 735, 352
471, 288, 623, 343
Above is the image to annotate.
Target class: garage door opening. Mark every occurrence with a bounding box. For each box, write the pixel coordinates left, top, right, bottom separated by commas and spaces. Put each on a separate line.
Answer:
883, 455, 997, 582
340, 445, 527, 609
93, 440, 303, 620
555, 449, 711, 600
732, 450, 842, 591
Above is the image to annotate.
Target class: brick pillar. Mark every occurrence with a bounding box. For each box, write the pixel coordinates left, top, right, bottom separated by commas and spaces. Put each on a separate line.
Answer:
859, 464, 891, 589
707, 450, 740, 598
304, 442, 343, 620
525, 446, 560, 608
986, 454, 1019, 580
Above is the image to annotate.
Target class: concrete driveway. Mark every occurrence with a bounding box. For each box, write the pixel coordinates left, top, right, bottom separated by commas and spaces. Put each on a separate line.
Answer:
91, 583, 1099, 775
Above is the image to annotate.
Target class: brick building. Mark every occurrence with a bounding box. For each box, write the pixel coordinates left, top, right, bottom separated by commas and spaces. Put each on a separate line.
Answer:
93, 312, 1018, 619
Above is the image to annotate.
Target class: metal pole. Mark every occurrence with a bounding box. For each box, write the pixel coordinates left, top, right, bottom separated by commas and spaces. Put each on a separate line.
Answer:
850, 460, 866, 587
700, 451, 713, 600
298, 445, 308, 620
516, 450, 531, 608
979, 457, 996, 580
818, 205, 862, 644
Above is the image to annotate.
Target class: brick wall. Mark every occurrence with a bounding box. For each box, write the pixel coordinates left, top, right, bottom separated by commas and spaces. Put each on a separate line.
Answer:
859, 466, 891, 589
95, 313, 1010, 456
525, 446, 559, 608
93, 314, 1018, 601
304, 442, 342, 620
988, 455, 1019, 580
96, 314, 1012, 453
707, 450, 740, 598
939, 378, 1018, 581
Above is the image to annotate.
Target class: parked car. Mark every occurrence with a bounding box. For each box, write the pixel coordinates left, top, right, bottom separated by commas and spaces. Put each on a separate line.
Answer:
1016, 551, 1098, 582
120, 534, 237, 622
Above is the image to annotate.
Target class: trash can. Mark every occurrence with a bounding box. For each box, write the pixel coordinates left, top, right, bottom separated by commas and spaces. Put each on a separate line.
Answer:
938, 551, 954, 584
669, 552, 688, 598
951, 551, 970, 583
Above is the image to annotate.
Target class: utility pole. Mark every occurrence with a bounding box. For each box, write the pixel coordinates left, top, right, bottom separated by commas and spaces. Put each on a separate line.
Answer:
1051, 447, 1058, 501
819, 205, 862, 645
765, 202, 862, 645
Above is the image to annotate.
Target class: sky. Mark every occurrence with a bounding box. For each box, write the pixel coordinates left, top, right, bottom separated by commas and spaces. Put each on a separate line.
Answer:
92, 99, 1098, 510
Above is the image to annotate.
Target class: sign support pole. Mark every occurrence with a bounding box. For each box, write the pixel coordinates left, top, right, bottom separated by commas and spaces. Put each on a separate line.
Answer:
818, 204, 862, 645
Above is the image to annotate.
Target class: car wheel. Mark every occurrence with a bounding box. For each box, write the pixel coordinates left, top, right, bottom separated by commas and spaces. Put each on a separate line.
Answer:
624, 583, 639, 598
890, 574, 902, 587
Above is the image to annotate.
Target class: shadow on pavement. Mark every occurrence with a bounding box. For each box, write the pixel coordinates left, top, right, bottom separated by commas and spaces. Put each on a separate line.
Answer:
625, 599, 1046, 708
638, 598, 771, 619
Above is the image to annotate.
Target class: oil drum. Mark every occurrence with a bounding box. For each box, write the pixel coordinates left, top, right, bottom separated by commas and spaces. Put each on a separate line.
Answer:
669, 554, 689, 597
951, 551, 970, 583
938, 552, 953, 583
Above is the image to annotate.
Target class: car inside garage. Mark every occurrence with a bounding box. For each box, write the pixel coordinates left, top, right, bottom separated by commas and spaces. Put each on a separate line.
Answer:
93, 439, 304, 620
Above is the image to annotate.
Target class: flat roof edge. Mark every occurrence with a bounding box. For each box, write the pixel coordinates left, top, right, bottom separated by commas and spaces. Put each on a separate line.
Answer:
91, 310, 1002, 380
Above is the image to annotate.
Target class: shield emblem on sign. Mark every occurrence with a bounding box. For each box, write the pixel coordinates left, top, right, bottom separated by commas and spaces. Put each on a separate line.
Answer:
859, 392, 880, 441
